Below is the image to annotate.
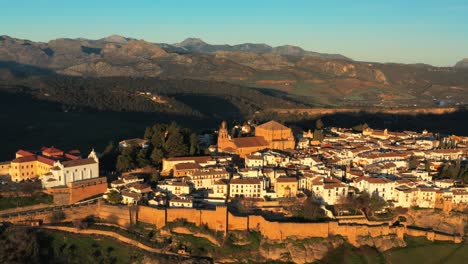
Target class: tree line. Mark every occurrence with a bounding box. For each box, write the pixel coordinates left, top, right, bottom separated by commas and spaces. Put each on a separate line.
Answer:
108, 122, 200, 172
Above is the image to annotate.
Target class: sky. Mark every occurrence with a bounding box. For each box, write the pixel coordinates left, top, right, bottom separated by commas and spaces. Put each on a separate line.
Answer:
1, 0, 467, 66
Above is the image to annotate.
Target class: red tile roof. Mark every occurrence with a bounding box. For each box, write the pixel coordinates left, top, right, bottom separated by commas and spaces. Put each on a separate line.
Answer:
12, 155, 37, 163
165, 156, 213, 163
256, 120, 289, 131
276, 177, 298, 183
42, 146, 64, 155
232, 136, 268, 148
230, 178, 261, 185
37, 155, 55, 166
16, 149, 34, 157
174, 163, 200, 170
62, 158, 96, 167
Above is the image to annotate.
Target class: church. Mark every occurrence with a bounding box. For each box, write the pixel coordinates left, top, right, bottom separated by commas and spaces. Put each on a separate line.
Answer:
217, 120, 295, 157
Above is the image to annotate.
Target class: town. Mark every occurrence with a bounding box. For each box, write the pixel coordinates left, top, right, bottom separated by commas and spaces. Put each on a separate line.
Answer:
1, 120, 467, 220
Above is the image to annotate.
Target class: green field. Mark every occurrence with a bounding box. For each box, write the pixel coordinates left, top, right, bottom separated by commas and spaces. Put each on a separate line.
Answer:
314, 236, 468, 264
383, 236, 468, 264
41, 230, 146, 263
0, 192, 53, 210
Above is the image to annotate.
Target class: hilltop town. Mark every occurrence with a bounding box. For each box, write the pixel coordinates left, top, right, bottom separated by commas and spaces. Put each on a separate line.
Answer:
0, 119, 467, 262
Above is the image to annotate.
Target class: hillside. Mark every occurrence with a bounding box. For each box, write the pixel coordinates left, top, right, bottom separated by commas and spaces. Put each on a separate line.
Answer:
1, 35, 467, 107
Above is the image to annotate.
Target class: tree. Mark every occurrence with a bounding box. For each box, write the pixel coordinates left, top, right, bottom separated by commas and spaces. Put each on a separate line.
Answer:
107, 190, 122, 204
136, 149, 150, 167
351, 191, 371, 212
189, 133, 198, 156
116, 154, 132, 172
150, 171, 161, 188
425, 159, 431, 173
150, 148, 164, 167
144, 126, 154, 140
408, 155, 419, 170
313, 129, 324, 142
164, 123, 188, 157
0, 227, 40, 263
116, 146, 137, 172
352, 123, 369, 132
369, 193, 387, 213
303, 196, 326, 220
315, 119, 324, 130
72, 218, 89, 230
49, 210, 66, 223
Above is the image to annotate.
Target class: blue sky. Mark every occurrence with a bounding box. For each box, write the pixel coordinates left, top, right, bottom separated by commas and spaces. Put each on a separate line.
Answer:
1, 0, 467, 66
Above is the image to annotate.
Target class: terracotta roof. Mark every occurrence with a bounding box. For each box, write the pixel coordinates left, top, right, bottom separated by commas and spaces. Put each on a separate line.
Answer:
214, 179, 229, 185
62, 158, 96, 167
276, 177, 298, 183
65, 153, 80, 160
12, 155, 37, 163
111, 180, 125, 185
366, 177, 391, 184
190, 168, 228, 177
232, 136, 268, 148
165, 156, 213, 163
230, 178, 261, 185
324, 183, 346, 189
42, 146, 63, 154
37, 155, 55, 166
16, 149, 34, 157
121, 190, 142, 200
246, 154, 263, 160
256, 120, 289, 131
174, 163, 200, 170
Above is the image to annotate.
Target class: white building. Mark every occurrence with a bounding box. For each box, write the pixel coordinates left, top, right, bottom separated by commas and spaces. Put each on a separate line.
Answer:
169, 196, 193, 208
157, 180, 192, 196
42, 150, 99, 189
230, 178, 263, 198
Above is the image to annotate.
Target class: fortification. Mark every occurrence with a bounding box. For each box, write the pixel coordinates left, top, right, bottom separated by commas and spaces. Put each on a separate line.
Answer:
130, 205, 462, 245
3, 202, 461, 245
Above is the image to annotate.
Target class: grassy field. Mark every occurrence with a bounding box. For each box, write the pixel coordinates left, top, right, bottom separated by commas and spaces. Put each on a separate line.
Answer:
0, 192, 53, 210
314, 236, 468, 264
40, 230, 146, 263
383, 236, 468, 264
316, 243, 384, 264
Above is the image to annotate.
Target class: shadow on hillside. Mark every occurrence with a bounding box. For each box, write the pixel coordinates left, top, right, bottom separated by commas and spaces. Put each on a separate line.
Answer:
0, 60, 56, 78
287, 109, 468, 136
0, 90, 219, 160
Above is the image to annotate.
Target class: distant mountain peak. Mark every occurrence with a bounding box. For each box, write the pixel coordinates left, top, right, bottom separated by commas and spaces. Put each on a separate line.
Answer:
454, 58, 468, 69
177, 37, 207, 47
101, 34, 128, 43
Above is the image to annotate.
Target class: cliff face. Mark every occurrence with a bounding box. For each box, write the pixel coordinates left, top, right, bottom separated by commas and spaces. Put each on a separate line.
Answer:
404, 209, 468, 236
256, 235, 405, 264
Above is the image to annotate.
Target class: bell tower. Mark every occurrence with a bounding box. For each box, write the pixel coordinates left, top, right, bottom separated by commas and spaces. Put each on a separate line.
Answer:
217, 121, 231, 151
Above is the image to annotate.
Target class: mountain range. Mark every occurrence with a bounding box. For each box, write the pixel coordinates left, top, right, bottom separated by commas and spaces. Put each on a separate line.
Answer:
0, 34, 467, 108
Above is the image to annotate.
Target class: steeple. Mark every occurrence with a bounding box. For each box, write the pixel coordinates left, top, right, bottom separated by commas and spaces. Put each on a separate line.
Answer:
88, 148, 99, 163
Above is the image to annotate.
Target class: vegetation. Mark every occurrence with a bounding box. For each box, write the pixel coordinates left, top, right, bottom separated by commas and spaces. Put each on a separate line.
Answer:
0, 192, 53, 210
437, 158, 468, 184
49, 210, 66, 223
114, 122, 199, 171
337, 191, 389, 218
383, 236, 468, 264
317, 243, 384, 264
106, 190, 122, 204
300, 196, 326, 221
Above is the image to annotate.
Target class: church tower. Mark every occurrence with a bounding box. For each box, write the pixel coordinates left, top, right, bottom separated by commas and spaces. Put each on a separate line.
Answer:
217, 121, 231, 151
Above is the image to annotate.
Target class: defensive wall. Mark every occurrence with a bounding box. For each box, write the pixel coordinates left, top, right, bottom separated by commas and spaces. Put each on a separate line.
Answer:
2, 202, 462, 245
133, 204, 462, 245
